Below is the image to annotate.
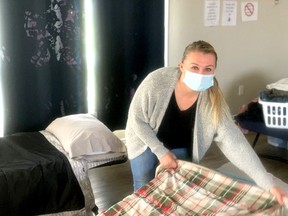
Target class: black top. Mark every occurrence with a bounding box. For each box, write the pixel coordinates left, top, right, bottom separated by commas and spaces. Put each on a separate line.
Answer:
157, 91, 197, 153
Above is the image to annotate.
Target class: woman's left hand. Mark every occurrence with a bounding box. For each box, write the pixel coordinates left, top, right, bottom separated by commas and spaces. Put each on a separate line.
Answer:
269, 186, 287, 205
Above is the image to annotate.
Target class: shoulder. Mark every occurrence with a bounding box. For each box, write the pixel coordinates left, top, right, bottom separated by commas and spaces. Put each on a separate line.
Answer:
132, 67, 179, 103
142, 67, 180, 87
146, 66, 179, 79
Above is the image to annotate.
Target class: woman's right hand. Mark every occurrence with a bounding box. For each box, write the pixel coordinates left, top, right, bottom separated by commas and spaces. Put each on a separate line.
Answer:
269, 186, 287, 206
159, 151, 178, 169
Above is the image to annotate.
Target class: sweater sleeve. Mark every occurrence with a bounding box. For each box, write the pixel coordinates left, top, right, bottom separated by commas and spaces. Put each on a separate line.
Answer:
126, 70, 172, 159
214, 113, 275, 190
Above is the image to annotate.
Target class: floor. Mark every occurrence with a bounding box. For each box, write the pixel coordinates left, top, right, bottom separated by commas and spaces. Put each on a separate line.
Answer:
88, 132, 288, 213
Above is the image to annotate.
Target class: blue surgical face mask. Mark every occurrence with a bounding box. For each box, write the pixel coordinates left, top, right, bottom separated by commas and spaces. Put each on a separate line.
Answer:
183, 70, 214, 91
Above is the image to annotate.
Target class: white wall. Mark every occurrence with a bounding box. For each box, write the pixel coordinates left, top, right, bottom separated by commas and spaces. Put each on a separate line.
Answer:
168, 0, 288, 114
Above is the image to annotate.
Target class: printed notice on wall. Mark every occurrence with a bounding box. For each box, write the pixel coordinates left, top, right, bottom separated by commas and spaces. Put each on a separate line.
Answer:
222, 1, 237, 26
241, 1, 258, 22
204, 0, 220, 26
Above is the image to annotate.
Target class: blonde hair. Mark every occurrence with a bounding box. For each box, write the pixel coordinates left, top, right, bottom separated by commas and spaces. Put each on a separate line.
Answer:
182, 40, 218, 67
208, 78, 231, 126
182, 40, 230, 126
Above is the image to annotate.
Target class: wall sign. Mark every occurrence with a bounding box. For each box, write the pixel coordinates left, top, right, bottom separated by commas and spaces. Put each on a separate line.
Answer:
241, 1, 258, 21
204, 0, 220, 26
222, 0, 237, 26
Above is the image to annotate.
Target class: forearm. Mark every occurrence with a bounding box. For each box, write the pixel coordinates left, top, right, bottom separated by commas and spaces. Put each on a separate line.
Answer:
216, 122, 274, 189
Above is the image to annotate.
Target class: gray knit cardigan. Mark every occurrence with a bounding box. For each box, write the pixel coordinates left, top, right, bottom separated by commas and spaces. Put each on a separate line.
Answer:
125, 67, 274, 190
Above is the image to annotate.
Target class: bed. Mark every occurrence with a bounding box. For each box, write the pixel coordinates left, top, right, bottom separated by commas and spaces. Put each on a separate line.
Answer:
0, 114, 127, 216
98, 160, 288, 215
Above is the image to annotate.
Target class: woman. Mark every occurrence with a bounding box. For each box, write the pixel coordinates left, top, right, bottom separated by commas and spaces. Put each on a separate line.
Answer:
125, 40, 286, 204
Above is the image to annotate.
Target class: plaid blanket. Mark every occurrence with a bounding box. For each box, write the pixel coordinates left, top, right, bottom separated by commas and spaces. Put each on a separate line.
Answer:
99, 161, 288, 215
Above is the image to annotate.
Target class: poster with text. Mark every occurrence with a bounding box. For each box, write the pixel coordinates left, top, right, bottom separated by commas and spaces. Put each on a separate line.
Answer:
222, 0, 237, 26
205, 0, 220, 26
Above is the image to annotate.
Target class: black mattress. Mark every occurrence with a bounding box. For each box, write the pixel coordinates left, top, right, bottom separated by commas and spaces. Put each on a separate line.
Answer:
0, 132, 85, 216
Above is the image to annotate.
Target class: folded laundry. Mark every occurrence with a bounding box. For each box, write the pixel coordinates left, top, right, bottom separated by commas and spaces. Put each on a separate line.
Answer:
260, 89, 288, 102
267, 78, 288, 91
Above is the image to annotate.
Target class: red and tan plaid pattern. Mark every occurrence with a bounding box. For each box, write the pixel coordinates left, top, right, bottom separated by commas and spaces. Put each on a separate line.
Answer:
99, 161, 288, 215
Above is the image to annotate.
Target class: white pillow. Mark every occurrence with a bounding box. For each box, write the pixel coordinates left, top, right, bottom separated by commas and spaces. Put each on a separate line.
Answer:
46, 113, 126, 158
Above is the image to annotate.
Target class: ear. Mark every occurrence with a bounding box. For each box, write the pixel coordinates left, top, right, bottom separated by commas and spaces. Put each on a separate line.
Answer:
179, 62, 184, 70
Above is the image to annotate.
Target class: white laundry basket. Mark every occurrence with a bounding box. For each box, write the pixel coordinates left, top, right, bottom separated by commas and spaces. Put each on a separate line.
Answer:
258, 98, 288, 129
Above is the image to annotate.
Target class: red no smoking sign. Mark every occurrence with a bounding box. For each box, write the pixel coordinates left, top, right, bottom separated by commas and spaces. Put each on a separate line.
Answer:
241, 1, 258, 21
244, 3, 254, 17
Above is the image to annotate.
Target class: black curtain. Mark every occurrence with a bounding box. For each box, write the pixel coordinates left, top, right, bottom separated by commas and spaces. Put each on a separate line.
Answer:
0, 0, 164, 134
94, 0, 165, 130
1, 0, 86, 135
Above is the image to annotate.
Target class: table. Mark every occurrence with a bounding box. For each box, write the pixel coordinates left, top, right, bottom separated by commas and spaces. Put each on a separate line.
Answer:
235, 112, 288, 163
